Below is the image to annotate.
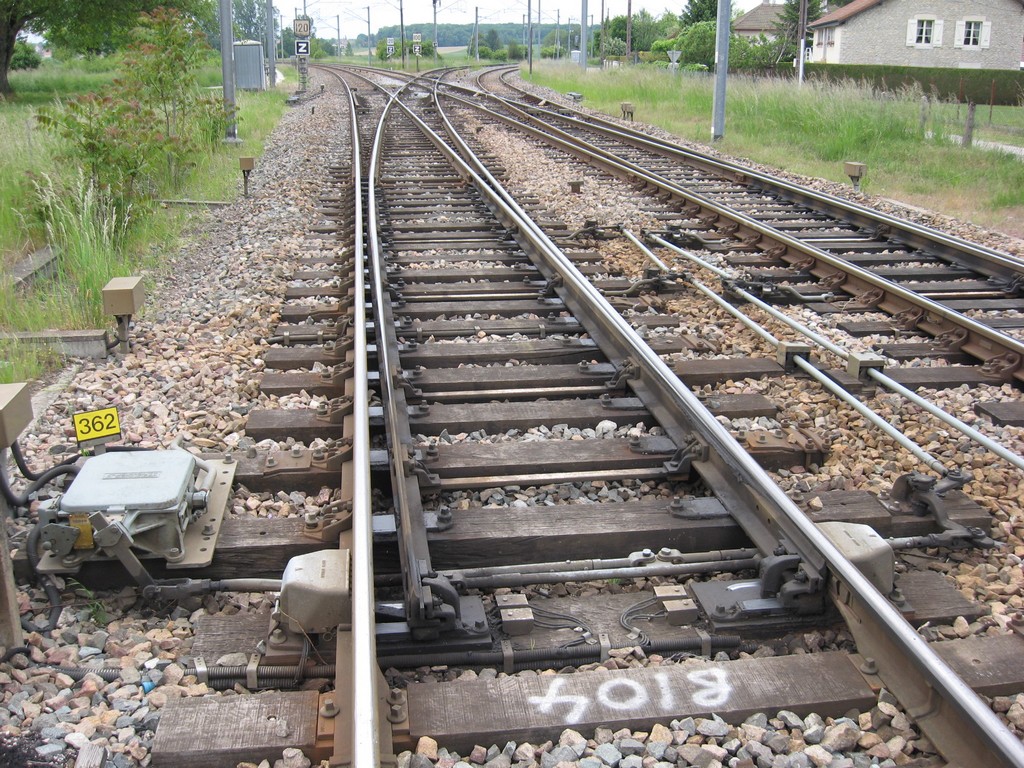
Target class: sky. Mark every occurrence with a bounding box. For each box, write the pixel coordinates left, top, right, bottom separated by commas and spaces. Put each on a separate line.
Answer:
290, 0, 764, 42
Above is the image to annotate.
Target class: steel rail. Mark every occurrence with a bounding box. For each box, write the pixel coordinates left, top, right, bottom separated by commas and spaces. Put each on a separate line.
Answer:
367, 90, 438, 636
341, 78, 381, 768
488, 69, 1024, 282
436, 89, 1024, 383
420, 81, 1024, 767
647, 233, 1024, 473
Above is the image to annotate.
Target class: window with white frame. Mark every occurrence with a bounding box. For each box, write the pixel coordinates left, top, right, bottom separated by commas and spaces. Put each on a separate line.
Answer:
963, 20, 981, 46
955, 18, 991, 49
906, 16, 944, 48
917, 19, 934, 44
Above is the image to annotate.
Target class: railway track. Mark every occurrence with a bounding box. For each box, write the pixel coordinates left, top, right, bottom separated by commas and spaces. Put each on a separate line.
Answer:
4, 65, 1022, 768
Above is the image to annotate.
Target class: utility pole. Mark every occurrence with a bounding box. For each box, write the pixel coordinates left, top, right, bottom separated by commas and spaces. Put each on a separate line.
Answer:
522, 15, 526, 48
589, 14, 594, 59
528, 0, 533, 74
600, 0, 605, 63
626, 0, 632, 60
797, 0, 808, 86
711, 0, 731, 141
265, 0, 276, 87
580, 0, 588, 69
556, 10, 560, 59
399, 0, 406, 68
367, 7, 372, 66
433, 0, 438, 65
218, 0, 237, 141
337, 15, 341, 58
474, 7, 479, 62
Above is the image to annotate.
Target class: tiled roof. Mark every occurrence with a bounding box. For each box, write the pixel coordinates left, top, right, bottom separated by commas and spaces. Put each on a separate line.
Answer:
808, 0, 884, 28
734, 3, 786, 33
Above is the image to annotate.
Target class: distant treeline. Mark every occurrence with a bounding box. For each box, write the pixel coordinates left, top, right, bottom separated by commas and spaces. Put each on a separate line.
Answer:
352, 23, 578, 49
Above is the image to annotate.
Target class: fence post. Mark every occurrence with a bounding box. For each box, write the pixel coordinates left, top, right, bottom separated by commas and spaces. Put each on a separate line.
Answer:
919, 95, 929, 135
0, 494, 24, 651
963, 101, 976, 148
989, 80, 996, 125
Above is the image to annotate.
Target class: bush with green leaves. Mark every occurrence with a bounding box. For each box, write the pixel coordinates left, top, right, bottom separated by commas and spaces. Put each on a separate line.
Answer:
37, 8, 228, 208
11, 40, 42, 71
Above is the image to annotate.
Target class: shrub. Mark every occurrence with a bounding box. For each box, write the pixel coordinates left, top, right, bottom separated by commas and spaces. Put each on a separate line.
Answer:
11, 40, 42, 71
806, 63, 1024, 106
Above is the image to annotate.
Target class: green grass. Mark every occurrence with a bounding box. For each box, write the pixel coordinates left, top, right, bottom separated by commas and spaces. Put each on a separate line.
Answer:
524, 63, 1024, 237
7, 57, 120, 106
0, 62, 290, 385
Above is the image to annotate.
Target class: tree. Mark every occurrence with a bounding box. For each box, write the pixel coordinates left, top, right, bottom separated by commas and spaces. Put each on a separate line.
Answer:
681, 0, 717, 27
629, 9, 661, 51
0, 0, 214, 97
484, 28, 500, 51
774, 0, 823, 60
233, 0, 265, 43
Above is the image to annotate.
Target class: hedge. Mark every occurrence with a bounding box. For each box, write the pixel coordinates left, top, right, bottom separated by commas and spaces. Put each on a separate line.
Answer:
805, 63, 1024, 105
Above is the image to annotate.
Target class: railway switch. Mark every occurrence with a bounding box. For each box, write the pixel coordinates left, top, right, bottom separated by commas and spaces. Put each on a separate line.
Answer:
102, 277, 144, 354
0, 383, 32, 449
34, 449, 233, 576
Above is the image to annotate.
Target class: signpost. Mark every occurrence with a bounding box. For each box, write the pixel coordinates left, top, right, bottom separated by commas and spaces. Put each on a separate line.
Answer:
412, 32, 421, 68
386, 36, 395, 65
294, 17, 310, 92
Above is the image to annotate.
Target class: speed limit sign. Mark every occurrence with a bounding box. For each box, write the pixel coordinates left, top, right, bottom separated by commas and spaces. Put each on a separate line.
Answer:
294, 18, 311, 37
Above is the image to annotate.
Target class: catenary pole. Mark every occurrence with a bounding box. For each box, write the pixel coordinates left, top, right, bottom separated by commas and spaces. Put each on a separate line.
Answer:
711, 0, 731, 141
219, 0, 237, 140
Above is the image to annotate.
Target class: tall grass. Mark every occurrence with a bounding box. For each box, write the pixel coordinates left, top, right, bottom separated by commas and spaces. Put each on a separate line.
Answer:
0, 60, 289, 385
0, 107, 57, 265
526, 63, 1024, 233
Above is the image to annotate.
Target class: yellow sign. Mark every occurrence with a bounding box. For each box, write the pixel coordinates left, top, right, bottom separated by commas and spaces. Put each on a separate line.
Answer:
72, 407, 121, 443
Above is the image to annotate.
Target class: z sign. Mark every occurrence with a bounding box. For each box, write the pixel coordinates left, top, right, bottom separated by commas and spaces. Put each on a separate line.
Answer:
295, 39, 310, 56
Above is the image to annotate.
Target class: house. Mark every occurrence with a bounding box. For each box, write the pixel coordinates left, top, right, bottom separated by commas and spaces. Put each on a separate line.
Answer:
734, 2, 786, 40
808, 0, 1024, 70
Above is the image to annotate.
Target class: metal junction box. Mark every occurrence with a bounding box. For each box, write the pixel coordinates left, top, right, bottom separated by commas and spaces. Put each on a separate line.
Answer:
278, 549, 351, 634
234, 41, 266, 91
0, 383, 32, 448
102, 277, 145, 317
43, 450, 199, 565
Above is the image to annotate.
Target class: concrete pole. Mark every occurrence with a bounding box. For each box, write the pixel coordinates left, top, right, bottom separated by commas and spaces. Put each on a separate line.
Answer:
797, 0, 807, 86
266, 0, 276, 87
337, 15, 341, 58
399, 0, 406, 67
474, 7, 479, 62
557, 10, 560, 59
600, 0, 605, 63
711, 0, 731, 141
367, 7, 372, 66
433, 0, 438, 65
580, 0, 588, 69
528, 0, 533, 74
219, 0, 238, 141
0, 492, 23, 651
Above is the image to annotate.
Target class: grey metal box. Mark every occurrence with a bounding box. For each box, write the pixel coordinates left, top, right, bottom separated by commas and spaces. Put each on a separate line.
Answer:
234, 41, 266, 91
62, 450, 195, 514
0, 383, 32, 448
102, 277, 144, 316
